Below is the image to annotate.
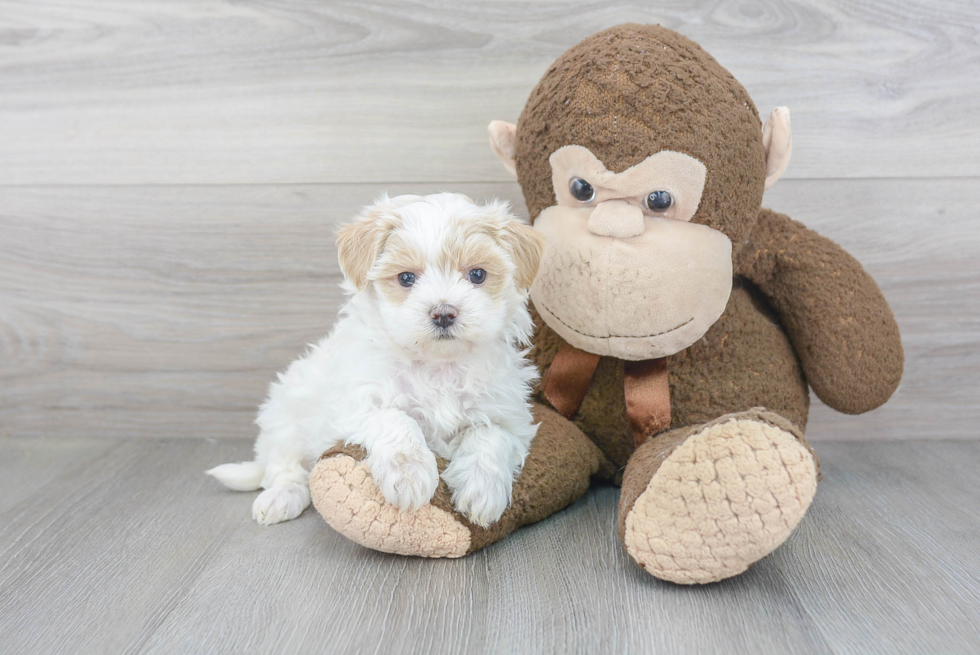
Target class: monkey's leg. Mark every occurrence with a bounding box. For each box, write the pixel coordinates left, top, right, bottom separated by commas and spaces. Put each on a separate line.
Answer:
617, 409, 818, 584
309, 403, 613, 558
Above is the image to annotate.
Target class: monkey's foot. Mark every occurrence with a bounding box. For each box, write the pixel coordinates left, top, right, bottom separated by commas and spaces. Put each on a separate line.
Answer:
309, 445, 471, 558
618, 409, 818, 584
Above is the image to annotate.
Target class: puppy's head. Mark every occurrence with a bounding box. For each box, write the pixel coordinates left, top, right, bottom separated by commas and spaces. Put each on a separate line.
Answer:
337, 192, 545, 360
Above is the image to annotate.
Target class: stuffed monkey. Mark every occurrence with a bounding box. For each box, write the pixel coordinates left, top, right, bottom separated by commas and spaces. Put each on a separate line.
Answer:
309, 24, 903, 584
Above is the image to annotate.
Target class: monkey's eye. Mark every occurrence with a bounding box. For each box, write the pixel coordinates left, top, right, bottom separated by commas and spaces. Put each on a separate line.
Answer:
468, 268, 486, 285
645, 190, 673, 212
398, 272, 416, 287
568, 178, 595, 202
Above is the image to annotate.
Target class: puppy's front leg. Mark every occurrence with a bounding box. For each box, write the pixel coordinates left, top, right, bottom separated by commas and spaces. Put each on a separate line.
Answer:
354, 409, 439, 512
441, 425, 528, 528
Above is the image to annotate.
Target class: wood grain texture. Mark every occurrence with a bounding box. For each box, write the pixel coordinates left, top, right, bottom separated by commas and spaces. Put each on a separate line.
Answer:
761, 179, 980, 441
0, 436, 977, 654
1, 179, 975, 441
780, 440, 980, 652
1, 2, 976, 651
1, 0, 978, 184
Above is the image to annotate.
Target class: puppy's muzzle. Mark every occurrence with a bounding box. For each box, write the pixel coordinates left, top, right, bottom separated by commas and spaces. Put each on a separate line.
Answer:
430, 304, 458, 329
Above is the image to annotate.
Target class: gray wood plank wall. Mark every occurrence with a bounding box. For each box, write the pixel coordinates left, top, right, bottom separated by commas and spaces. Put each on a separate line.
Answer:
1, 0, 978, 441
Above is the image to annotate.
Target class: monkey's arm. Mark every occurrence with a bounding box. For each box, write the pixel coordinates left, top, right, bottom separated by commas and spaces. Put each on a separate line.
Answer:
738, 208, 903, 414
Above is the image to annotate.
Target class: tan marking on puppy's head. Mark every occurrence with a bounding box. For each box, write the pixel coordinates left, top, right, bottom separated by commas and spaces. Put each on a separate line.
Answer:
498, 222, 546, 291
436, 203, 545, 298
373, 232, 427, 305
447, 205, 546, 291
442, 226, 510, 299
336, 201, 403, 291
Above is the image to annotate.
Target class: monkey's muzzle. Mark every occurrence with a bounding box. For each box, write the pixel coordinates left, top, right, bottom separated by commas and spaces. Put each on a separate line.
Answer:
530, 206, 733, 360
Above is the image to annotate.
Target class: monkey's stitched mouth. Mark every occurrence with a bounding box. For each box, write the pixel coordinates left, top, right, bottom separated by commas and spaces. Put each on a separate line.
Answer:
540, 301, 693, 340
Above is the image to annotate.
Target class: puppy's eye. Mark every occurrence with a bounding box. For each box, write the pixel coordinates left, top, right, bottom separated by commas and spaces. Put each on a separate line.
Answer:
398, 272, 416, 287
468, 268, 486, 285
645, 190, 673, 212
568, 177, 595, 202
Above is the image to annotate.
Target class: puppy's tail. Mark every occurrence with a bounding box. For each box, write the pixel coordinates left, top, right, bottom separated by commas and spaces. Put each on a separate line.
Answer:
206, 461, 265, 491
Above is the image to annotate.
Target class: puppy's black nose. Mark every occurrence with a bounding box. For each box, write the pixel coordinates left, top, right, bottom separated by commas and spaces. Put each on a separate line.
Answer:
430, 304, 458, 328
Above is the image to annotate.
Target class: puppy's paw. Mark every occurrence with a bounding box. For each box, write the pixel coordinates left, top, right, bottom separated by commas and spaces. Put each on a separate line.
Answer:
252, 483, 311, 525
442, 460, 512, 528
368, 444, 439, 512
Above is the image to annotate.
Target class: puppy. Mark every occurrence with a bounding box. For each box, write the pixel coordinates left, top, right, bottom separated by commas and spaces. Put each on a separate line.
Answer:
208, 192, 546, 528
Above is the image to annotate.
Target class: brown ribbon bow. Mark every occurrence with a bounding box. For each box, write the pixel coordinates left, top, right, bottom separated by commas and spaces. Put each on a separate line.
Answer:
542, 342, 671, 449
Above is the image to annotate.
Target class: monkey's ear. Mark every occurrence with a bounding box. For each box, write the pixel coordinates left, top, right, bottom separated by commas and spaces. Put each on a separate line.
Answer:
336, 205, 397, 290
501, 222, 546, 290
488, 120, 518, 179
762, 107, 793, 190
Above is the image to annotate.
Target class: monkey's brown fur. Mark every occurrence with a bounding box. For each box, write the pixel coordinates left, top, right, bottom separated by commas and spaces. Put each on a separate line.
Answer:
515, 24, 766, 248
311, 24, 903, 583
514, 24, 901, 456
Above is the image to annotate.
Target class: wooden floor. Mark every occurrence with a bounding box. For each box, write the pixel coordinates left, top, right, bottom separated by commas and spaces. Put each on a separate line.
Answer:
0, 436, 978, 654
3, 1, 980, 653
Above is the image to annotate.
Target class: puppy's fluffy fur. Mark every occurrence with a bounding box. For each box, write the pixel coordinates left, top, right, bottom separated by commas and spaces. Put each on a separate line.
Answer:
208, 193, 545, 527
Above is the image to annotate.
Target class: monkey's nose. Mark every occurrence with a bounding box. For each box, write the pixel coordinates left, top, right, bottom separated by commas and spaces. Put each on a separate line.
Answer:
587, 200, 645, 238
430, 304, 458, 328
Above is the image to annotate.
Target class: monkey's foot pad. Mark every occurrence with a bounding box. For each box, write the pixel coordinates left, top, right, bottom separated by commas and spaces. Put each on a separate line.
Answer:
309, 447, 471, 558
624, 416, 818, 584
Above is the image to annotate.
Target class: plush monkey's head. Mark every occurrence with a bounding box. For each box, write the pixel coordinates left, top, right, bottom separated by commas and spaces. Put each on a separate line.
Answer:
489, 24, 792, 360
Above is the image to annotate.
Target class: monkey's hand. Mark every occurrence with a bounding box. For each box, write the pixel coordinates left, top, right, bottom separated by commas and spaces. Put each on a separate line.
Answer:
738, 208, 903, 414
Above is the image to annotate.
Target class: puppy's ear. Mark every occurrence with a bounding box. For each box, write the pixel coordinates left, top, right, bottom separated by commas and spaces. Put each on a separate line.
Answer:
336, 205, 399, 290
500, 222, 546, 290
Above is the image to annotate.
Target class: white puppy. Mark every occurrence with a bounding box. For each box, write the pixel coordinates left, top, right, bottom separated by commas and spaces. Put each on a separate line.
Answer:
208, 192, 545, 528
